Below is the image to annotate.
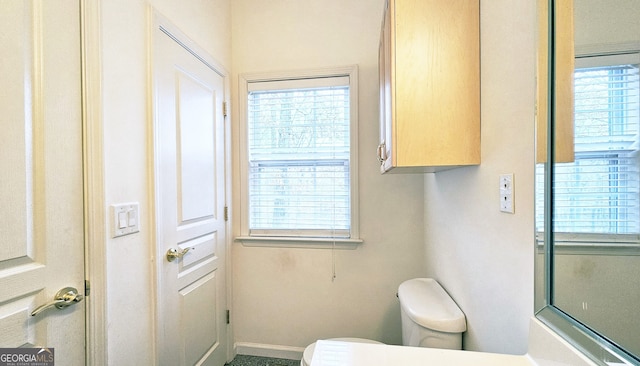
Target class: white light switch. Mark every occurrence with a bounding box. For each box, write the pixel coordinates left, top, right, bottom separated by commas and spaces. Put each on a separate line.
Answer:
118, 211, 128, 229
127, 209, 137, 226
499, 174, 515, 214
111, 202, 140, 238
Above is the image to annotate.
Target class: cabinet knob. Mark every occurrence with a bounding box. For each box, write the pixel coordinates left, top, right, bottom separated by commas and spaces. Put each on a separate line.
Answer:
377, 143, 387, 164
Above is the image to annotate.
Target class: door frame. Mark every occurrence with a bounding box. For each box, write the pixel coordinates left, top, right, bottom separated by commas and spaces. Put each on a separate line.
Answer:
81, 0, 108, 365
149, 9, 233, 364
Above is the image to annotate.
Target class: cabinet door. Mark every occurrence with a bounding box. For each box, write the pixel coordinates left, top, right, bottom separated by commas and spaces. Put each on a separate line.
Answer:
536, 0, 575, 163
378, 0, 480, 173
378, 0, 393, 172
394, 0, 479, 168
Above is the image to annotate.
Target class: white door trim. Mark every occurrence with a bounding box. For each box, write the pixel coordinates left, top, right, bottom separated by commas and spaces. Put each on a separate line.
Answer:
81, 0, 108, 364
149, 9, 233, 364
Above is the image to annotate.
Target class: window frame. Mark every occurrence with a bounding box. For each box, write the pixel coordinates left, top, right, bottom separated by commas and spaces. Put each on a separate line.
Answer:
236, 66, 362, 249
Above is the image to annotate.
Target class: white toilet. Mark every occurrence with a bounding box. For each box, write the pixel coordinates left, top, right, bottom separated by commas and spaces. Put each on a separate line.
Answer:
398, 278, 466, 349
301, 278, 466, 365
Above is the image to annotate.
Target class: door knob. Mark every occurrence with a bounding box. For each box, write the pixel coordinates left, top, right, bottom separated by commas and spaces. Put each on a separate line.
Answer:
31, 287, 84, 316
166, 247, 192, 262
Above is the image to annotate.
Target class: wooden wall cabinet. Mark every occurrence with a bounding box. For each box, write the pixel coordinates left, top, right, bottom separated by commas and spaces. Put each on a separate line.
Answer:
377, 0, 480, 173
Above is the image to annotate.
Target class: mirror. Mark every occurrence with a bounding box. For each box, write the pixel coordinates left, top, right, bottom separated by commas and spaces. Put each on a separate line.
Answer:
535, 0, 640, 364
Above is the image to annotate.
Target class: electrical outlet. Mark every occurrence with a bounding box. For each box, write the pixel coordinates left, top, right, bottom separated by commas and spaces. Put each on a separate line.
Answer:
499, 174, 515, 214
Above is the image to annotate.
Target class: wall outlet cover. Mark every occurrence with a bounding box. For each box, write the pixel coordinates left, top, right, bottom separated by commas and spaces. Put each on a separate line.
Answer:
499, 174, 515, 214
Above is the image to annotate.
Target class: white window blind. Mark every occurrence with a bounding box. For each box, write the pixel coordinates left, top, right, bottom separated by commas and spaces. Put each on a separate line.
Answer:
536, 53, 640, 234
247, 76, 351, 238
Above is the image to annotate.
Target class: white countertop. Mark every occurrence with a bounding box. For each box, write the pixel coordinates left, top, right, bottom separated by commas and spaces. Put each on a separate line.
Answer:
310, 340, 534, 366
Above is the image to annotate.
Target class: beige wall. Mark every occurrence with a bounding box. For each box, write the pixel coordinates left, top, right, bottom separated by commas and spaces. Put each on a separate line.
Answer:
575, 0, 640, 48
230, 0, 426, 349
424, 0, 537, 355
99, 0, 230, 364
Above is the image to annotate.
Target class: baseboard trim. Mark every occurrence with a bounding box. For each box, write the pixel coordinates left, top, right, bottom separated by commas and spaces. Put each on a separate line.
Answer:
235, 342, 305, 360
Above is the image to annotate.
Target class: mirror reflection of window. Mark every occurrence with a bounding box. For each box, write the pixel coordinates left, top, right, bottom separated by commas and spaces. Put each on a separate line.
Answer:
561, 55, 639, 234
537, 54, 640, 236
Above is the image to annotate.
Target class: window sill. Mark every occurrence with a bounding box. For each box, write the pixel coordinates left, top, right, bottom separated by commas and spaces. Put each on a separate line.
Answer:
234, 236, 363, 249
535, 232, 640, 255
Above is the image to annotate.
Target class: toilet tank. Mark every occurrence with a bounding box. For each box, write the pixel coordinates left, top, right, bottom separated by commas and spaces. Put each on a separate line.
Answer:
397, 278, 466, 349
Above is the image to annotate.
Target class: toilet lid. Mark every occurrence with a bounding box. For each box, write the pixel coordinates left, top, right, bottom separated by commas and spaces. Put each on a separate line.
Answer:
303, 338, 382, 366
398, 278, 466, 332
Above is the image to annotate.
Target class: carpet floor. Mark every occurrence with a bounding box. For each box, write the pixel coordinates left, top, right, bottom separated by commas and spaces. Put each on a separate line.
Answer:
225, 355, 300, 366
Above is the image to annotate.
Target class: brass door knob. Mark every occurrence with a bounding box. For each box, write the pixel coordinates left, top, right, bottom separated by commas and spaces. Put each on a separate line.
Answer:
166, 247, 192, 262
31, 287, 84, 316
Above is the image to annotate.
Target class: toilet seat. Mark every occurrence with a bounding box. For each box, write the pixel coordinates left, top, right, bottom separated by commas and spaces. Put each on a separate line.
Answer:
301, 338, 383, 366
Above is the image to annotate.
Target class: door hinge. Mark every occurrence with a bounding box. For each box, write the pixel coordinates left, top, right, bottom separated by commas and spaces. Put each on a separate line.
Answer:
222, 101, 228, 117
226, 309, 230, 324
224, 206, 228, 222
85, 280, 91, 297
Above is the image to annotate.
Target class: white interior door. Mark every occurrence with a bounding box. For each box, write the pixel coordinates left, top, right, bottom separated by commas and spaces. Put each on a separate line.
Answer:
153, 16, 229, 366
0, 0, 85, 364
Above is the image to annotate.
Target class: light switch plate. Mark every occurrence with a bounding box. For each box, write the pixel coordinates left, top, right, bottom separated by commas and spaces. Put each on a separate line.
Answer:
111, 202, 140, 238
499, 174, 515, 214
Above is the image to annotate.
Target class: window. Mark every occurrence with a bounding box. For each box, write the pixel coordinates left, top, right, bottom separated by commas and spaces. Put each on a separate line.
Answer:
536, 53, 640, 235
238, 67, 359, 244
